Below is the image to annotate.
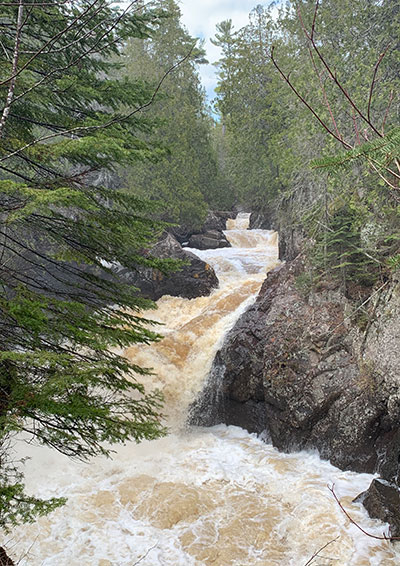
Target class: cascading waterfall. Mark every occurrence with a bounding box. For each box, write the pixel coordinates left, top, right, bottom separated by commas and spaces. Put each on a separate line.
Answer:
8, 213, 400, 565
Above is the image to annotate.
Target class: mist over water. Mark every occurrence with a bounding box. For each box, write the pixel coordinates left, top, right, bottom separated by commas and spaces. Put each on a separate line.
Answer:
9, 214, 400, 565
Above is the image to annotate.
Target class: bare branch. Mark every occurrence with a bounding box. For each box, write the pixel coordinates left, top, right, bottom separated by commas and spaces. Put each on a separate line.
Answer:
0, 44, 197, 164
132, 543, 158, 566
307, 36, 383, 138
0, 0, 102, 88
303, 536, 339, 566
5, 0, 140, 113
270, 46, 352, 149
368, 46, 390, 123
328, 484, 400, 541
308, 46, 344, 143
310, 0, 320, 41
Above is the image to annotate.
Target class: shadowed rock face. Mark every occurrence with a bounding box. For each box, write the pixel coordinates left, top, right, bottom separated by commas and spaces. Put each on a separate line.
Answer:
0, 547, 14, 566
190, 255, 400, 533
116, 233, 219, 301
171, 211, 235, 244
190, 257, 400, 475
188, 230, 231, 250
354, 479, 400, 539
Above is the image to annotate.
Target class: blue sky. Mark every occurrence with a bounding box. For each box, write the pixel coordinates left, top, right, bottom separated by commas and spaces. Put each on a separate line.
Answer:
178, 0, 267, 101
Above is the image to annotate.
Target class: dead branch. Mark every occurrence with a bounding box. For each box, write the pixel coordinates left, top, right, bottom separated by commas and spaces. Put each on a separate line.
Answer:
270, 45, 352, 150
301, 0, 382, 138
303, 536, 340, 566
328, 484, 400, 541
368, 46, 390, 123
132, 543, 158, 565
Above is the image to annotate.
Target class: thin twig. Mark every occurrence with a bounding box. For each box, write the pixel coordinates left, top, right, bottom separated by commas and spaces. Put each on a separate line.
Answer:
132, 543, 158, 565
0, 0, 101, 88
303, 536, 339, 566
270, 46, 352, 150
368, 46, 390, 124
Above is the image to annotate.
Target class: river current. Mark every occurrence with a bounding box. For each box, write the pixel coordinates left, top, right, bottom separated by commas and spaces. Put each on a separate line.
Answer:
8, 214, 400, 565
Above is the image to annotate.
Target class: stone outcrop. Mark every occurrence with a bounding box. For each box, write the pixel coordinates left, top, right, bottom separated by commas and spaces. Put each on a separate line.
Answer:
190, 254, 400, 533
188, 230, 231, 250
171, 211, 235, 245
116, 233, 219, 301
202, 211, 234, 232
191, 258, 400, 476
249, 211, 305, 261
249, 211, 273, 230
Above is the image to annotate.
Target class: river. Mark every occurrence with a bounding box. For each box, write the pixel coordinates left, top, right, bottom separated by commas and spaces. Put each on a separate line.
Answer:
8, 213, 400, 565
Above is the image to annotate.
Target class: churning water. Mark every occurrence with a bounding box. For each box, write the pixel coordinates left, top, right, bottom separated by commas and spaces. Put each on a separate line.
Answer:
7, 214, 400, 565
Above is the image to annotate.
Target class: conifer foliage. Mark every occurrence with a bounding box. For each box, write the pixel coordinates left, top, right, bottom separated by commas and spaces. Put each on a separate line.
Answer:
0, 0, 171, 530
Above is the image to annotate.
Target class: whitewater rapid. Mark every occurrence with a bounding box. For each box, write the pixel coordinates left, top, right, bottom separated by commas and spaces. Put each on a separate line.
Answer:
7, 213, 400, 565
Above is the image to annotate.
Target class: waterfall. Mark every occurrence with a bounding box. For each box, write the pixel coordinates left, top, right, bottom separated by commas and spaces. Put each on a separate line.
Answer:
9, 214, 400, 565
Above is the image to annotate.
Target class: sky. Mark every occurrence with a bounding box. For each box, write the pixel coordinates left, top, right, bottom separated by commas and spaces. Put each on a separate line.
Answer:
178, 0, 265, 102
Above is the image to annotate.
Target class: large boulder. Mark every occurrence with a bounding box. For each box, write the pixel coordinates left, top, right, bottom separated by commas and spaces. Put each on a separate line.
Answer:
188, 230, 231, 250
190, 257, 399, 475
117, 233, 219, 301
170, 211, 236, 245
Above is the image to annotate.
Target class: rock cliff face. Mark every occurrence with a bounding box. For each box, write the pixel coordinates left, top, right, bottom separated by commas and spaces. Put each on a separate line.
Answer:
190, 257, 400, 482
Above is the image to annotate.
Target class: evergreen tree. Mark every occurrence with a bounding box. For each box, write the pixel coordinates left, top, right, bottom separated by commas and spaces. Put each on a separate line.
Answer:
121, 0, 229, 227
0, 0, 174, 530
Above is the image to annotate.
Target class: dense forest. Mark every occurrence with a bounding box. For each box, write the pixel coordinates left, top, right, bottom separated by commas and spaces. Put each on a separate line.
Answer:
0, 0, 399, 553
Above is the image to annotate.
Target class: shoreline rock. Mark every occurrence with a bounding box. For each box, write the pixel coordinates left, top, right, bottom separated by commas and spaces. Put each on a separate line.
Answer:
190, 255, 400, 534
188, 229, 231, 250
116, 233, 219, 300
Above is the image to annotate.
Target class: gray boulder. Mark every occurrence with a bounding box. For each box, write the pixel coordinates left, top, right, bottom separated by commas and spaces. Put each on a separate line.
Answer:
119, 233, 219, 300
188, 230, 231, 250
190, 257, 398, 474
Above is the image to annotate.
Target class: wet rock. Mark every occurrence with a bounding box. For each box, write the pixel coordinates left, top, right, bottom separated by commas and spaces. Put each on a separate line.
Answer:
192, 256, 398, 474
0, 548, 14, 566
170, 211, 235, 244
119, 233, 219, 300
355, 479, 400, 538
249, 211, 273, 230
202, 211, 235, 232
188, 230, 231, 250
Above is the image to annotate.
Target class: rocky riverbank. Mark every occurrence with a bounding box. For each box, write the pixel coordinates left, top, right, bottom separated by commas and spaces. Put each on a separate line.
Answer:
190, 236, 400, 536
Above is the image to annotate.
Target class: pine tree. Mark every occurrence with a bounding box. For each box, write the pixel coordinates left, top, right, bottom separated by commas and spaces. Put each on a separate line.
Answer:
0, 0, 174, 530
